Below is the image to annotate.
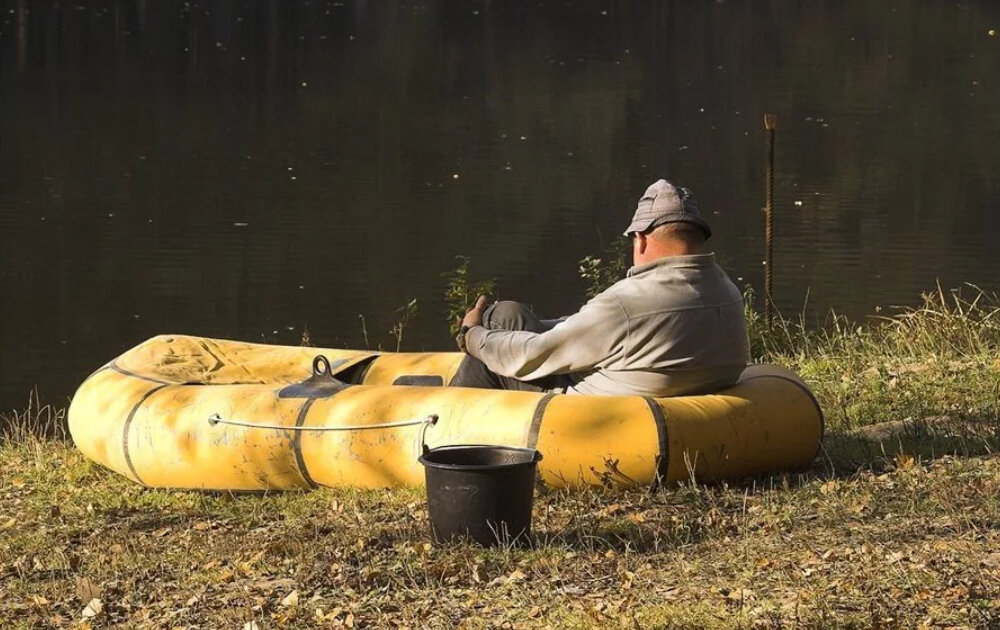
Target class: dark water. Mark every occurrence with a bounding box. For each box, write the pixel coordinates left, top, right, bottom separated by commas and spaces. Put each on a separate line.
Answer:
2, 0, 1000, 411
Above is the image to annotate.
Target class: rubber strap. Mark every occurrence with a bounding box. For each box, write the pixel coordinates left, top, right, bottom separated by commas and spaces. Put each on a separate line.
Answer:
292, 398, 319, 489
83, 364, 112, 383
526, 393, 555, 448
110, 360, 172, 386
122, 384, 170, 486
643, 397, 670, 487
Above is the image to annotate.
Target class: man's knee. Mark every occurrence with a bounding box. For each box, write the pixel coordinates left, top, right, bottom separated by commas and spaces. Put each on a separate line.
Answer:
448, 355, 498, 388
483, 300, 536, 331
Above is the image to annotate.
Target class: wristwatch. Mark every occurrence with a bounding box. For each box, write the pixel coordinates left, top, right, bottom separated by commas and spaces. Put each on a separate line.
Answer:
455, 325, 473, 353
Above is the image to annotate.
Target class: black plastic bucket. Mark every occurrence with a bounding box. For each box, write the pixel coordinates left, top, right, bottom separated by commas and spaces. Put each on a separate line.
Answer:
418, 444, 542, 547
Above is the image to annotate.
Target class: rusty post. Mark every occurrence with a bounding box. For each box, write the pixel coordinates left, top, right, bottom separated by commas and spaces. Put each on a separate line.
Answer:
763, 114, 776, 324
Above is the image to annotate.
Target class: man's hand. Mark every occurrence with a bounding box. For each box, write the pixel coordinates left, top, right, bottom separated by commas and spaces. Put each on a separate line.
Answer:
455, 295, 488, 353
461, 295, 489, 329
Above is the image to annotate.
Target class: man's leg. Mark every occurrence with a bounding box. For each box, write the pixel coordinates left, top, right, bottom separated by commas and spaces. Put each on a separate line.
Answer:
449, 301, 567, 391
481, 300, 555, 335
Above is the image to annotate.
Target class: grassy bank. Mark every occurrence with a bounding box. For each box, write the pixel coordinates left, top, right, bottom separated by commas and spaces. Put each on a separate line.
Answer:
2, 288, 1000, 628
749, 285, 1000, 438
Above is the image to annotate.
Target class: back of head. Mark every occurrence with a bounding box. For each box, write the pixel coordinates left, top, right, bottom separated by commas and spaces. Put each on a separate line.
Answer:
648, 222, 706, 250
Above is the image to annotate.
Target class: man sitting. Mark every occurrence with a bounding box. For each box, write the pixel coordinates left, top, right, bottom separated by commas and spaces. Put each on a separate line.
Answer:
449, 179, 748, 398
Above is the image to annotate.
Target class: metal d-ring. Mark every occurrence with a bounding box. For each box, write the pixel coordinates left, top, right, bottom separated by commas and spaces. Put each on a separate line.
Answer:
312, 355, 333, 378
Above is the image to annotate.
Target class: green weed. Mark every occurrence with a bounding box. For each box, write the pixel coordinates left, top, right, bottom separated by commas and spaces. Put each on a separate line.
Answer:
442, 255, 497, 335
577, 237, 629, 299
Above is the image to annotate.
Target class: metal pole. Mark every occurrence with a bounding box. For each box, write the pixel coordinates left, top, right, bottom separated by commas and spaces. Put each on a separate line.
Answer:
763, 114, 776, 324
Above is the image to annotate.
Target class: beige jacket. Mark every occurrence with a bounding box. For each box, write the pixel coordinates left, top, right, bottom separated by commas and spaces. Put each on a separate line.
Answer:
464, 253, 748, 397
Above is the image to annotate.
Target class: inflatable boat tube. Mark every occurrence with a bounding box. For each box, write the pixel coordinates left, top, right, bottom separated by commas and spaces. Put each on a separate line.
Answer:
68, 335, 823, 490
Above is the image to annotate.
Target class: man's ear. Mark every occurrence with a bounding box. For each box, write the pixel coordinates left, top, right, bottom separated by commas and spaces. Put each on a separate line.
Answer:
635, 233, 648, 255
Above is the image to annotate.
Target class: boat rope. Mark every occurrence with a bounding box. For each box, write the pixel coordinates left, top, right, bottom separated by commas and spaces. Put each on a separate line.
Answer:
207, 413, 438, 432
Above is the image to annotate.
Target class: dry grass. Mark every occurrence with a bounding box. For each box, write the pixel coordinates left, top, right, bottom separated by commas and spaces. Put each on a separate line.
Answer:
0, 389, 68, 444
2, 288, 1000, 628
748, 284, 1000, 434
2, 439, 999, 628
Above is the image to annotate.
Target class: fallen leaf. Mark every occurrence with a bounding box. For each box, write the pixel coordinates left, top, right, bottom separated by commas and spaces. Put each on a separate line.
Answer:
317, 606, 344, 621
894, 455, 916, 471
981, 553, 1000, 569
281, 590, 299, 607
885, 551, 905, 564
471, 564, 485, 583
81, 598, 103, 619
723, 588, 755, 602
75, 577, 102, 602
253, 577, 295, 590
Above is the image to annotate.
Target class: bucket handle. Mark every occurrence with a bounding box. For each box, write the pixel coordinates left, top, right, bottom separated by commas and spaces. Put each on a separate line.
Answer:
418, 414, 438, 458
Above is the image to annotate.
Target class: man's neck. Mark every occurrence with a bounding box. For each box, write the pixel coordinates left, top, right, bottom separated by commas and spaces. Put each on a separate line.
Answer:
636, 245, 702, 266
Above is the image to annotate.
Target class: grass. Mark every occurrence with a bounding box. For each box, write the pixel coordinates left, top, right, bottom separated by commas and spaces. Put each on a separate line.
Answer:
2, 286, 1000, 628
748, 284, 1000, 448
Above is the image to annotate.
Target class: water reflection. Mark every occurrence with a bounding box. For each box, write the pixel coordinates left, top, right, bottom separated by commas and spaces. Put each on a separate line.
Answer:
1, 0, 999, 409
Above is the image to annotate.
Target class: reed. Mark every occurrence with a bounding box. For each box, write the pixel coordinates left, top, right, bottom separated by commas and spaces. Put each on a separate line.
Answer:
748, 283, 1000, 434
0, 388, 68, 444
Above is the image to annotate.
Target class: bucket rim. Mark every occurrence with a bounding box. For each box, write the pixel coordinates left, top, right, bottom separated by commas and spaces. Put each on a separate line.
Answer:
418, 444, 542, 471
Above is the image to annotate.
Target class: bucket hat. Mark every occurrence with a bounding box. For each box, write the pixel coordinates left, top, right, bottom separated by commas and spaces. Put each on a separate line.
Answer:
623, 179, 711, 239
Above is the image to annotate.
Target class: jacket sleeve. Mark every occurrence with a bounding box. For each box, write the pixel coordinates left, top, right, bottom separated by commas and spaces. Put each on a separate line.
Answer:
463, 292, 628, 381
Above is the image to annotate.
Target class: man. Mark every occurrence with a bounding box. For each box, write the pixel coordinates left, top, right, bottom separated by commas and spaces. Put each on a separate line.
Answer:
449, 179, 748, 397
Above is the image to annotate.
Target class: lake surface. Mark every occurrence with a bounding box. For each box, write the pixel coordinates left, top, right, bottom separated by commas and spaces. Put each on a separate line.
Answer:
2, 0, 1000, 411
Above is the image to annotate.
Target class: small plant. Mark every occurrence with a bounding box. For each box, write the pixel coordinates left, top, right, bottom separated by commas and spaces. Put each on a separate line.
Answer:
578, 238, 629, 299
1, 389, 68, 444
299, 325, 314, 347
390, 298, 419, 352
358, 314, 371, 349
443, 256, 497, 335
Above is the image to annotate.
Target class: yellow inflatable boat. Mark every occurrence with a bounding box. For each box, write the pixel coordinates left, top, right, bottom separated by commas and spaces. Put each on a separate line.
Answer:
68, 335, 823, 490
